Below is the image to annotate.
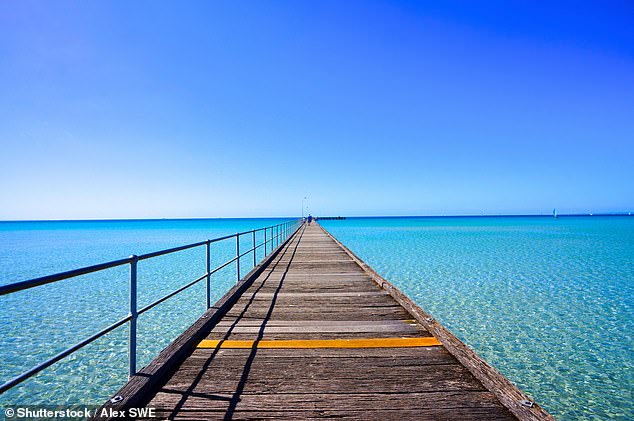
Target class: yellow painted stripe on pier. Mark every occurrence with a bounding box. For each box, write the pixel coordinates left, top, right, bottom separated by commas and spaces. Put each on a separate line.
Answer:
197, 337, 441, 349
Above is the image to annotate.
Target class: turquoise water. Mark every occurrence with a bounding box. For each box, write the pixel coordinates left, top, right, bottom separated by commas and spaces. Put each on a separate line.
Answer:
1, 217, 632, 420
0, 218, 293, 407
320, 216, 634, 420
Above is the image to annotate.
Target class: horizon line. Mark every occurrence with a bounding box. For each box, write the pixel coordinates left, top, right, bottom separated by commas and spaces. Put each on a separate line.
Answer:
1, 211, 632, 223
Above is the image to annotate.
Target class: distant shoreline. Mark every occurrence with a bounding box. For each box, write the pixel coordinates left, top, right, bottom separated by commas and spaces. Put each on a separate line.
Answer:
0, 213, 632, 223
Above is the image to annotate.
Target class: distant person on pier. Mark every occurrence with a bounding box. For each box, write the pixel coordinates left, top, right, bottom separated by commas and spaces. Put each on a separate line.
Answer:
307, 215, 313, 225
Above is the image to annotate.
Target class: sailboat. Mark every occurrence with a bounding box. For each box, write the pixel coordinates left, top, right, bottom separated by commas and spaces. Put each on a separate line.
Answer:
553, 208, 558, 219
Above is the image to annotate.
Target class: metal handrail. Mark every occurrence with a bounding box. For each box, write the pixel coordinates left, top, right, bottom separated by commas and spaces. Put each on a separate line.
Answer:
0, 258, 133, 296
0, 218, 303, 395
0, 221, 297, 296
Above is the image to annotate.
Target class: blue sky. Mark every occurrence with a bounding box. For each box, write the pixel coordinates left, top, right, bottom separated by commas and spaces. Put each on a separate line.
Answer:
1, 0, 632, 219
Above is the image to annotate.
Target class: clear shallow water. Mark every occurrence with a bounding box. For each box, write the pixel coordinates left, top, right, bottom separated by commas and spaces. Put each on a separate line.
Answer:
320, 216, 634, 420
0, 218, 292, 407
1, 217, 632, 420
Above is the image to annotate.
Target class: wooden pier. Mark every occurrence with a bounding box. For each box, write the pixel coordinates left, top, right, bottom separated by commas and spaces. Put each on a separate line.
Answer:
99, 223, 551, 420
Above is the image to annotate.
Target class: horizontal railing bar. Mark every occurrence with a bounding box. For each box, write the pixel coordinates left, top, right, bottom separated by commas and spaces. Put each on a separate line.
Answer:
137, 240, 207, 260
239, 226, 273, 236
145, 221, 300, 311
140, 234, 284, 314
261, 220, 298, 233
0, 257, 132, 296
237, 249, 252, 260
251, 223, 287, 234
209, 255, 240, 275
138, 273, 208, 315
139, 224, 294, 259
138, 232, 242, 260
208, 224, 297, 277
0, 314, 132, 394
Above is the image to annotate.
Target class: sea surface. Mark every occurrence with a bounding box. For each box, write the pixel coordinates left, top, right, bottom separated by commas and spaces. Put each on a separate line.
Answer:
1, 216, 633, 420
320, 216, 633, 420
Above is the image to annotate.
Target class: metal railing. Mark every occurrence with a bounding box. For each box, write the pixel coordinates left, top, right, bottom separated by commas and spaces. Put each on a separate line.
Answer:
0, 218, 303, 394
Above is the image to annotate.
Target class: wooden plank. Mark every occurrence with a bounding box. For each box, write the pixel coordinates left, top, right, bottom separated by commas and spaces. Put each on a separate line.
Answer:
209, 323, 421, 334
222, 307, 414, 320
197, 337, 442, 349
164, 352, 464, 375
153, 365, 486, 394
146, 408, 515, 421
204, 331, 429, 340
209, 325, 423, 334
148, 390, 512, 412
250, 291, 388, 297
188, 346, 458, 361
213, 319, 416, 327
232, 295, 403, 305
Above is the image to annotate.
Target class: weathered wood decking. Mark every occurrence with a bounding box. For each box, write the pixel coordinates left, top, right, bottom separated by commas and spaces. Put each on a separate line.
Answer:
100, 223, 552, 420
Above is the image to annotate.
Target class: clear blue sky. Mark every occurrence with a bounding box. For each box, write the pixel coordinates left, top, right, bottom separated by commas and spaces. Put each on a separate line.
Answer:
1, 0, 632, 219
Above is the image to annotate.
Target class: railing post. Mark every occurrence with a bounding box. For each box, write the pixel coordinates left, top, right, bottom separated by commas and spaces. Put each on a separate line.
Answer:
129, 255, 138, 378
236, 233, 240, 282
206, 240, 211, 309
264, 228, 267, 256
252, 230, 256, 267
